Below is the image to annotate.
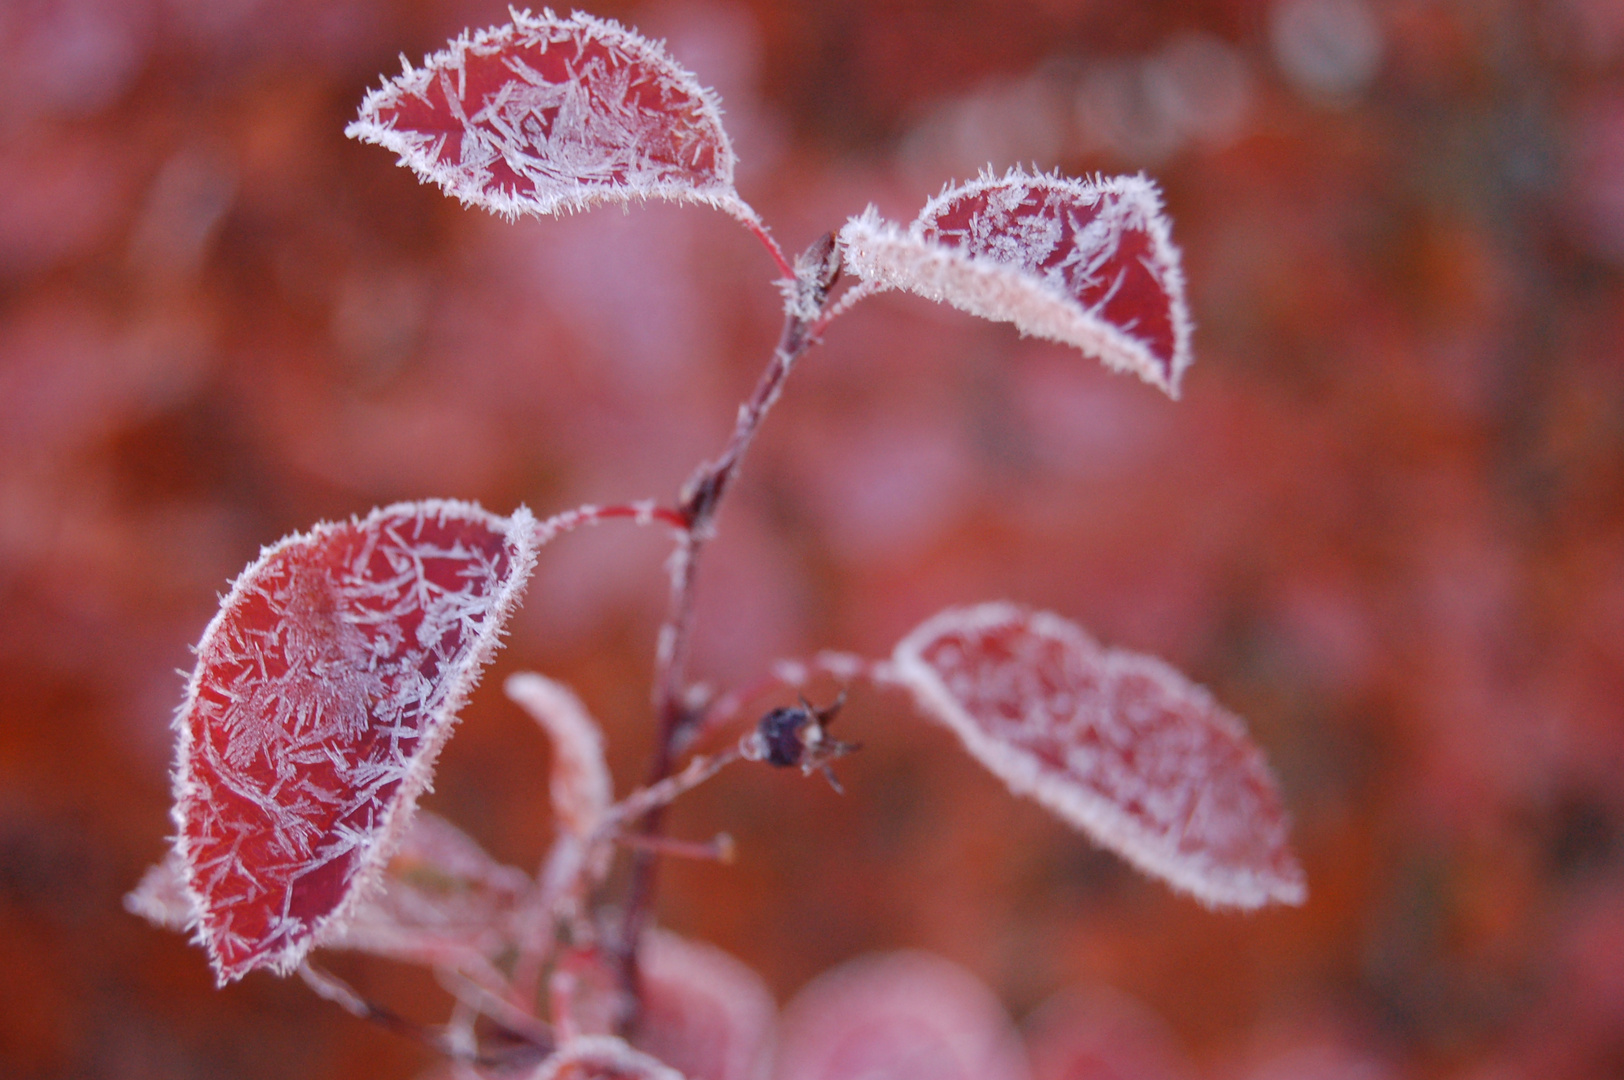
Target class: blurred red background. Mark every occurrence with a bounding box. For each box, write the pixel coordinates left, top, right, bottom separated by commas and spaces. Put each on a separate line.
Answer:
3, 0, 1624, 1077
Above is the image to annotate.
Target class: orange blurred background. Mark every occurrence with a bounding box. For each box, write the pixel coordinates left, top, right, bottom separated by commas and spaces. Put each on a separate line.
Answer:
3, 0, 1623, 1077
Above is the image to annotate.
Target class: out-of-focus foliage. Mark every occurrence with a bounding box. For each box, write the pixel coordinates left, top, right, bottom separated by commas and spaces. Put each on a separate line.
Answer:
3, 1, 1624, 1078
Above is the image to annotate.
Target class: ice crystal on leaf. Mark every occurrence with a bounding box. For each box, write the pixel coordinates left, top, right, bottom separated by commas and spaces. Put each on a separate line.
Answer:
890, 603, 1305, 908
839, 169, 1192, 396
346, 8, 757, 227
170, 499, 539, 984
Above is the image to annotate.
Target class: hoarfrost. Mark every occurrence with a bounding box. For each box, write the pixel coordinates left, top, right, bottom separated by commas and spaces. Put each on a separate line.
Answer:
891, 602, 1305, 908
346, 8, 758, 227
125, 848, 193, 932
839, 168, 1193, 397
170, 499, 540, 984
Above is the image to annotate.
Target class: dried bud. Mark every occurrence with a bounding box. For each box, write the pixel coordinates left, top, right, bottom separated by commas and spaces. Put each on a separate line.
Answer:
740, 693, 859, 791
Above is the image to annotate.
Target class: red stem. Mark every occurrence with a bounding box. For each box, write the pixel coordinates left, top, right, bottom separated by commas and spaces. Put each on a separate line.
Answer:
529, 501, 687, 547
612, 235, 840, 1027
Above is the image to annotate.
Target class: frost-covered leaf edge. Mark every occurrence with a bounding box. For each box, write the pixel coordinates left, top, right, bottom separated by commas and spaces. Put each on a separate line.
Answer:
890, 601, 1305, 909
344, 7, 760, 227
128, 811, 533, 968
167, 498, 540, 984
838, 168, 1193, 397
125, 847, 193, 932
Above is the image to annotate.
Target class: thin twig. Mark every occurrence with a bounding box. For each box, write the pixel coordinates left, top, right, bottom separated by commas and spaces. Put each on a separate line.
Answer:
530, 501, 687, 547
613, 831, 735, 863
435, 967, 558, 1055
810, 278, 881, 338
607, 748, 741, 832
298, 962, 490, 1062
613, 234, 842, 1028
720, 195, 797, 280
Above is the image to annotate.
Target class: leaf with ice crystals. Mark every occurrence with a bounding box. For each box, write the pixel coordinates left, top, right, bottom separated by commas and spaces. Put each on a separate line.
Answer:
890, 603, 1304, 908
775, 952, 1029, 1080
839, 169, 1192, 396
346, 8, 755, 226
505, 671, 612, 838
170, 499, 540, 984
637, 931, 776, 1080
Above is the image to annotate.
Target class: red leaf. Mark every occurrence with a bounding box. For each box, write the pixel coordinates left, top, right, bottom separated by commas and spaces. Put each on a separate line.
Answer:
346, 9, 752, 223
890, 603, 1305, 908
839, 170, 1192, 396
1025, 987, 1196, 1080
171, 500, 539, 983
775, 952, 1029, 1080
636, 930, 776, 1080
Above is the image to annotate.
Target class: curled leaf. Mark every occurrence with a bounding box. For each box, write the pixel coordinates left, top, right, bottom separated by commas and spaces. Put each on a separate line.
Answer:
347, 8, 754, 223
890, 603, 1305, 908
506, 671, 613, 838
839, 169, 1192, 396
171, 500, 540, 983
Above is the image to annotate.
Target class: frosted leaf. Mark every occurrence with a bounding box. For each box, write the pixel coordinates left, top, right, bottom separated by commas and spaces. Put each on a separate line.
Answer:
839, 169, 1193, 396
346, 8, 754, 225
637, 930, 776, 1080
531, 1035, 691, 1080
505, 671, 612, 837
776, 952, 1029, 1080
170, 499, 540, 984
890, 603, 1305, 908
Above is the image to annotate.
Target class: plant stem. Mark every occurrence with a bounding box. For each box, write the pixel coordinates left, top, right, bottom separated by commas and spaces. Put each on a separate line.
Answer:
611, 234, 840, 1027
